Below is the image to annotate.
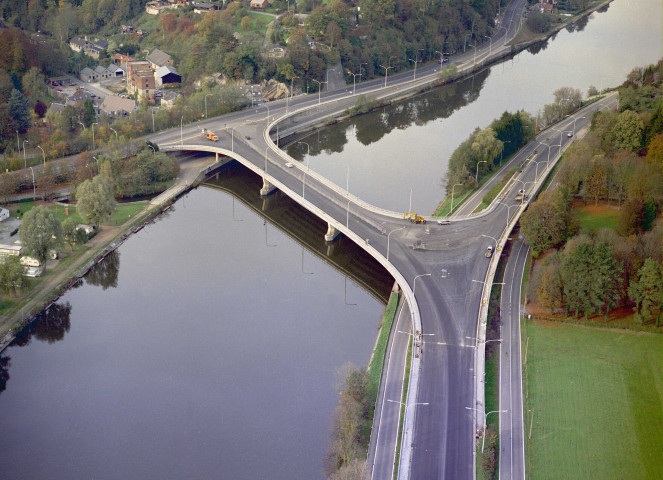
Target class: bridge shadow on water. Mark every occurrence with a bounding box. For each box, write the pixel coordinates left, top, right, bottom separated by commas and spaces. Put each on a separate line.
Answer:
201, 159, 394, 304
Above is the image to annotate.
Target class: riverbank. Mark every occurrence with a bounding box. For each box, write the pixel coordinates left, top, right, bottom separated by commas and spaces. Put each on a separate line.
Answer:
0, 155, 219, 353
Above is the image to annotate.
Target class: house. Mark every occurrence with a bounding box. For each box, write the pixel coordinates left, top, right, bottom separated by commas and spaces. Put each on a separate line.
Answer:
69, 37, 87, 53
193, 2, 219, 13
160, 90, 181, 108
111, 53, 135, 65
126, 61, 156, 101
136, 29, 148, 38
265, 45, 286, 58
155, 66, 181, 87
107, 64, 125, 77
94, 65, 112, 81
146, 48, 173, 70
250, 0, 267, 8
80, 67, 99, 83
99, 96, 137, 117
0, 208, 9, 222
146, 1, 165, 14
47, 102, 66, 117
120, 24, 135, 34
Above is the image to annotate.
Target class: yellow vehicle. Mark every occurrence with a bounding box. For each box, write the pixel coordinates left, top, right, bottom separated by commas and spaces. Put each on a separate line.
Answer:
201, 128, 218, 142
404, 212, 426, 224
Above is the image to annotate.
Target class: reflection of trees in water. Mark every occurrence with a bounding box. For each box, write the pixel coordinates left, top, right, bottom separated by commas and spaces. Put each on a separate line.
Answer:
0, 354, 9, 395
85, 250, 120, 290
11, 301, 73, 351
289, 69, 491, 156
566, 14, 591, 33
527, 39, 549, 55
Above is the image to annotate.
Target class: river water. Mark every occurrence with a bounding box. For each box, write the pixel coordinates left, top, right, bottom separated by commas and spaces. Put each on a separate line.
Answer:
287, 0, 662, 213
1, 1, 661, 478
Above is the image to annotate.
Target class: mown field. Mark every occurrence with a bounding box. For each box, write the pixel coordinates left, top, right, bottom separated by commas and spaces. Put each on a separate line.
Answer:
524, 320, 663, 480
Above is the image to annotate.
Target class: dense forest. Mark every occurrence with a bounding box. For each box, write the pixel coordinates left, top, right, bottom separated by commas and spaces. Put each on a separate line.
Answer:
523, 61, 663, 326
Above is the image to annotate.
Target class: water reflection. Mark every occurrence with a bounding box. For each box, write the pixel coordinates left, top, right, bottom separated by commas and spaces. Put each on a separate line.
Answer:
287, 69, 491, 159
85, 250, 120, 290
0, 354, 9, 395
12, 302, 73, 347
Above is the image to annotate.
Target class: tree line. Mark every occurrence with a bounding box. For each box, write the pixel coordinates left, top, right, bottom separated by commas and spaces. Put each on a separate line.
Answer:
523, 61, 663, 325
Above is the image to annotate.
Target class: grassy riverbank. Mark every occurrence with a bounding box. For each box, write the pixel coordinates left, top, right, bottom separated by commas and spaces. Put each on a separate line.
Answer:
523, 320, 663, 479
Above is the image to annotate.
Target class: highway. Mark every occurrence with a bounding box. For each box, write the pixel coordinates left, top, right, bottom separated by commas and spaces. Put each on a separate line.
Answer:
144, 3, 619, 476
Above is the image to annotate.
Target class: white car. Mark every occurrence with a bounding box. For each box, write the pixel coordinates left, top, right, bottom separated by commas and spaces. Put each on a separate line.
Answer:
285, 162, 294, 168
567, 132, 573, 137
24, 266, 43, 277
437, 219, 451, 225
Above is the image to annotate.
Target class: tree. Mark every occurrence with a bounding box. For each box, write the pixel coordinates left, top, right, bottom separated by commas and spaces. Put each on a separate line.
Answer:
471, 127, 503, 175
76, 176, 116, 227
8, 88, 31, 132
584, 158, 608, 206
628, 258, 663, 326
611, 109, 644, 152
62, 217, 86, 250
18, 206, 63, 265
0, 256, 28, 295
646, 133, 663, 166
22, 66, 47, 103
521, 190, 575, 256
553, 87, 583, 116
537, 253, 564, 314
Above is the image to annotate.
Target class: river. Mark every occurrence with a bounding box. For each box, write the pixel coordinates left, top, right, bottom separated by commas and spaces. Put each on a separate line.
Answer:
0, 0, 661, 478
287, 0, 662, 213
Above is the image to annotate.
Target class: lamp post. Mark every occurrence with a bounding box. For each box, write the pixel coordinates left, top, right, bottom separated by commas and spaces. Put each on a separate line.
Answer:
180, 115, 184, 146
22, 140, 29, 168
351, 72, 362, 94
379, 63, 394, 88
435, 50, 444, 66
312, 79, 326, 105
387, 225, 406, 261
386, 399, 429, 417
475, 160, 487, 183
530, 158, 545, 181
37, 145, 45, 166
28, 166, 36, 199
91, 122, 98, 149
147, 144, 156, 157
110, 127, 118, 141
297, 141, 310, 170
572, 116, 585, 135
413, 273, 432, 295
464, 33, 472, 52
499, 140, 511, 166
16, 130, 19, 150
450, 183, 463, 214
480, 234, 500, 250
204, 93, 213, 119
466, 407, 507, 452
290, 75, 299, 99
92, 156, 99, 175
497, 201, 520, 227
408, 50, 422, 81
151, 108, 156, 132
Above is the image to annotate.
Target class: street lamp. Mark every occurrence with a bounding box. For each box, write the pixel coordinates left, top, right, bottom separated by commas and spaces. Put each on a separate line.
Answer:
379, 63, 394, 88
312, 79, 326, 105
22, 140, 29, 168
499, 140, 511, 166
413, 273, 432, 295
351, 72, 362, 94
481, 234, 500, 249
91, 122, 98, 149
386, 399, 429, 414
204, 93, 213, 119
450, 183, 463, 214
147, 144, 156, 157
110, 127, 118, 141
28, 166, 36, 199
572, 116, 585, 135
297, 141, 310, 170
434, 50, 444, 67
151, 108, 156, 132
465, 407, 507, 452
497, 201, 520, 227
180, 115, 184, 146
475, 160, 487, 183
472, 279, 505, 288
387, 225, 406, 261
37, 145, 45, 166
408, 50, 423, 81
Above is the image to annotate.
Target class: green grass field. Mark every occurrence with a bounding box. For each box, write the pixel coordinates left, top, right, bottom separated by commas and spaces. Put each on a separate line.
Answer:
524, 320, 663, 480
11, 201, 148, 227
575, 205, 620, 233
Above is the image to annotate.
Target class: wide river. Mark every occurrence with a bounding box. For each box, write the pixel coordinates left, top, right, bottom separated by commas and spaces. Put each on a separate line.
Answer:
0, 0, 661, 478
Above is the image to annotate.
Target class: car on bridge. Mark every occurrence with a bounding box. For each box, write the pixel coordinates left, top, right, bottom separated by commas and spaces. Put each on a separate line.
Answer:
437, 219, 451, 225
485, 245, 494, 258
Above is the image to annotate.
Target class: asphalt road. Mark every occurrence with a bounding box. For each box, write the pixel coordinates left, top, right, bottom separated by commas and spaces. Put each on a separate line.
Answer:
499, 238, 529, 480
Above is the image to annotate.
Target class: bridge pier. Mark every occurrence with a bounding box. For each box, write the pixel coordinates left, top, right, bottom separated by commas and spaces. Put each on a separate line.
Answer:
260, 177, 276, 196
324, 223, 341, 242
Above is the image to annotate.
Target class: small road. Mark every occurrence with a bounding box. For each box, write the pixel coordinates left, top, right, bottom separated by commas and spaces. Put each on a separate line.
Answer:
498, 237, 529, 480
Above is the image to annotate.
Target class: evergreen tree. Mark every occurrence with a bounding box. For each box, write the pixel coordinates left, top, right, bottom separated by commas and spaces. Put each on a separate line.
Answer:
8, 88, 31, 133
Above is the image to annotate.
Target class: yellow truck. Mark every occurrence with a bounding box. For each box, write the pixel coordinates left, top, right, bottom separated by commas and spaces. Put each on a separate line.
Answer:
404, 212, 426, 224
201, 128, 218, 142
